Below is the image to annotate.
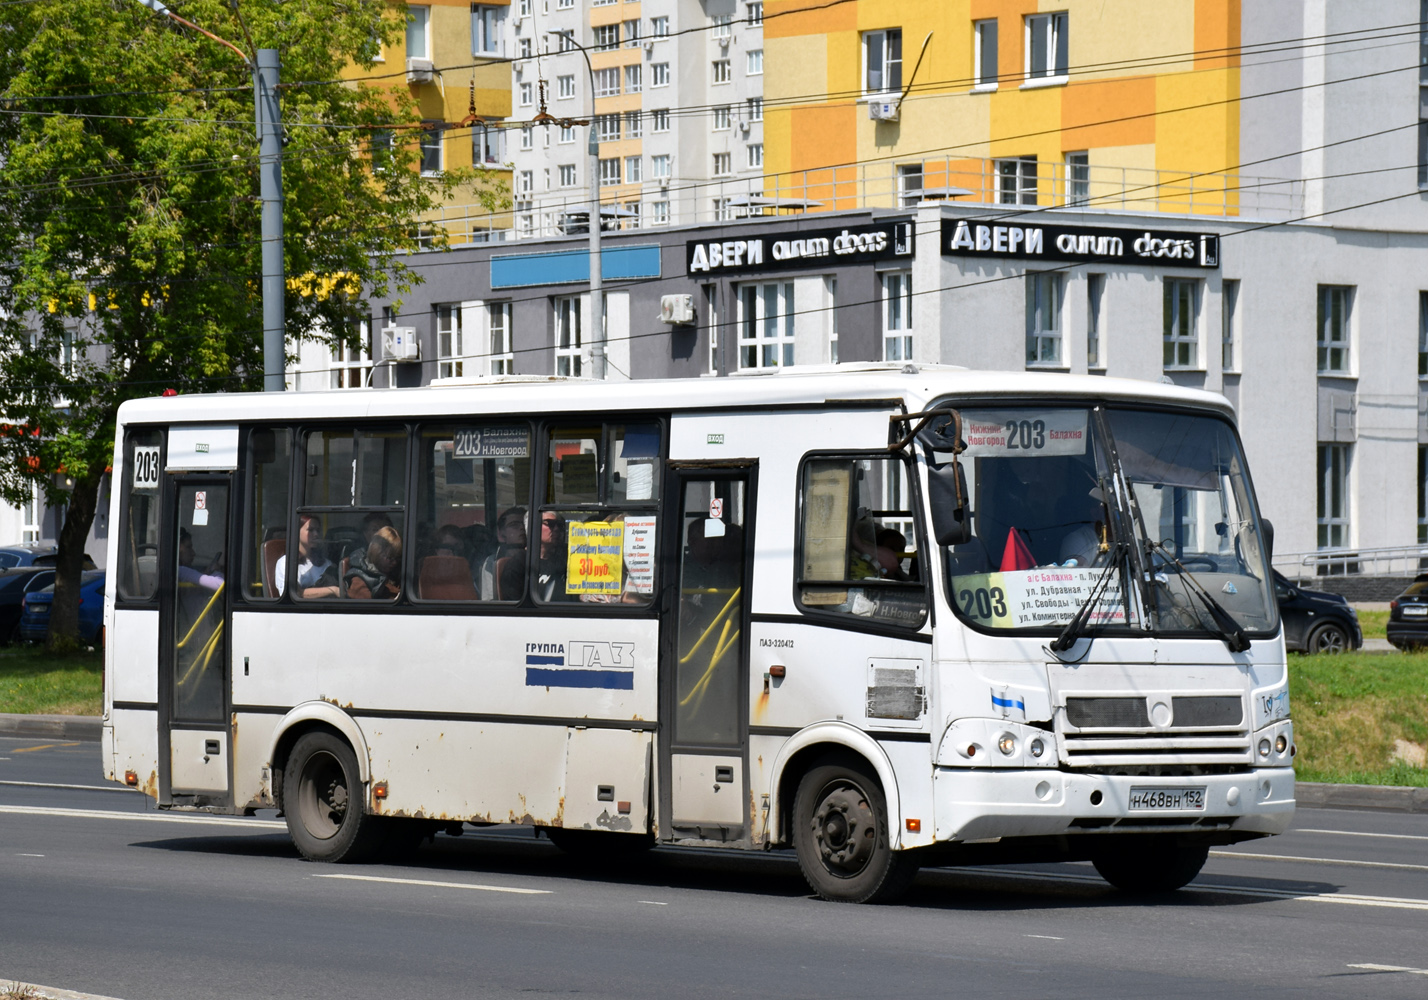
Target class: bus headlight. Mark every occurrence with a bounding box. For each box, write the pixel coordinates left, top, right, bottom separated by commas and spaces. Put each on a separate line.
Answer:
1029, 738, 1045, 758
1275, 734, 1287, 754
1258, 739, 1271, 758
998, 734, 1017, 756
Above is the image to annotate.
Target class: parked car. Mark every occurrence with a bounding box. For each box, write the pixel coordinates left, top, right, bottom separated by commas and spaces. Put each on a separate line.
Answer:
1273, 571, 1362, 654
0, 551, 97, 645
1387, 575, 1428, 650
0, 543, 62, 569
18, 570, 105, 645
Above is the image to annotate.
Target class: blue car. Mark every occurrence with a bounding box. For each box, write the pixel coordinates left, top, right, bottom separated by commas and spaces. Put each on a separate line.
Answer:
19, 571, 105, 645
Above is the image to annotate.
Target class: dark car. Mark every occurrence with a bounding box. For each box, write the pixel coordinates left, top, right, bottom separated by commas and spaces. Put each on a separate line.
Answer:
1387, 575, 1428, 650
1274, 571, 1362, 654
0, 543, 65, 569
19, 570, 105, 645
0, 550, 97, 644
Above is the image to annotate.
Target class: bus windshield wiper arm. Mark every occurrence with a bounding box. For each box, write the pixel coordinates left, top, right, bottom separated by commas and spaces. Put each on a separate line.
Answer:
1049, 540, 1126, 653
1149, 542, 1251, 653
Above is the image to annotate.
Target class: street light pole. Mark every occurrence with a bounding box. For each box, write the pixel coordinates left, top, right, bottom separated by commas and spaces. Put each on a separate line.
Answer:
135, 1, 285, 391
546, 32, 605, 380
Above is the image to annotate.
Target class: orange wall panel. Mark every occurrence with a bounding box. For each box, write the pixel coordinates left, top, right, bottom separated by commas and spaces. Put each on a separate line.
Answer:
789, 104, 857, 173
1061, 76, 1157, 151
1194, 0, 1241, 70
765, 0, 857, 39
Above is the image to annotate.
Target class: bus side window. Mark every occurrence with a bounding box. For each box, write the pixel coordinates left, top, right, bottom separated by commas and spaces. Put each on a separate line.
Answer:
244, 427, 291, 600
117, 428, 163, 602
796, 455, 927, 628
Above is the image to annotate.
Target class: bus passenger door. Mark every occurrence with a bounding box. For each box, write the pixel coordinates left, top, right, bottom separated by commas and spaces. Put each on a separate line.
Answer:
159, 476, 232, 805
660, 466, 754, 842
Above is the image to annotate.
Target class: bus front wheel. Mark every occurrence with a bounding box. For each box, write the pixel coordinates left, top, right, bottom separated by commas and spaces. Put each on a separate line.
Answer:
284, 731, 385, 863
1092, 835, 1209, 893
792, 760, 917, 903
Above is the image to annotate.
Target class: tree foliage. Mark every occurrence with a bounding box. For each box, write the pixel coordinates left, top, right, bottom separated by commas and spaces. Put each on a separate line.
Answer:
0, 0, 505, 645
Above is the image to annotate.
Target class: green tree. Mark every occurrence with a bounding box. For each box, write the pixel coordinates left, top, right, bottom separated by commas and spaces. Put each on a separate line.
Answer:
0, 0, 505, 648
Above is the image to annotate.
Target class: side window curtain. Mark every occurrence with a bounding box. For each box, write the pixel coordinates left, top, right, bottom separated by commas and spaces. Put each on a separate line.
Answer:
536, 421, 662, 606
291, 426, 408, 601
797, 454, 928, 628
242, 427, 292, 601
117, 428, 164, 602
413, 423, 533, 602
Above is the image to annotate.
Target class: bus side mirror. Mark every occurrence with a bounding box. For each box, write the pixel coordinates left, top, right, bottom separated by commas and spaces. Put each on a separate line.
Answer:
1261, 517, 1275, 564
928, 461, 973, 546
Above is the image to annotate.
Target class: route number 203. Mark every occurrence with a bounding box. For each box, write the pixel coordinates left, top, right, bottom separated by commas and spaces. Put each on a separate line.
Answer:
1003, 419, 1046, 450
131, 446, 161, 491
959, 586, 1008, 620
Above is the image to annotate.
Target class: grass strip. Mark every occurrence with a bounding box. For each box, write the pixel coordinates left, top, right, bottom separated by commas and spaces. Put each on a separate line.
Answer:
0, 644, 103, 716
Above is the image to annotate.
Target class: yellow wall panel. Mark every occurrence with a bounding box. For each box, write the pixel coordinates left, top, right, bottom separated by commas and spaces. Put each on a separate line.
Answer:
764, 36, 827, 102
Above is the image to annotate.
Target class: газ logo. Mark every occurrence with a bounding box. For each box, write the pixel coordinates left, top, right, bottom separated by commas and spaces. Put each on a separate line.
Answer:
524, 641, 636, 689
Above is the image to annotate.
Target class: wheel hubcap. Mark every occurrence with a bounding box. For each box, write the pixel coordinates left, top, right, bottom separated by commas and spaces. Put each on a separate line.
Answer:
811, 781, 876, 877
298, 751, 348, 840
1318, 630, 1345, 653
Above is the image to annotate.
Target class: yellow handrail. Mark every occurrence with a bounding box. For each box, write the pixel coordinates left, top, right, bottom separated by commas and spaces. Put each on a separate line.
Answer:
175, 581, 224, 650
677, 586, 741, 666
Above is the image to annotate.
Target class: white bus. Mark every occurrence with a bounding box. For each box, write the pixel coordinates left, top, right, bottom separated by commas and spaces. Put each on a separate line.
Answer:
102, 365, 1294, 902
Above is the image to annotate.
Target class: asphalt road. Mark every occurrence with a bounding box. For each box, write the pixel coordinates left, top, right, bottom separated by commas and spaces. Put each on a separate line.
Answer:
3, 735, 1427, 1000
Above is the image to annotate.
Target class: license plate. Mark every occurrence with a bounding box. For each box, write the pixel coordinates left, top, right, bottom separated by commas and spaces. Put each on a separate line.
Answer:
1128, 786, 1205, 810
1404, 606, 1427, 617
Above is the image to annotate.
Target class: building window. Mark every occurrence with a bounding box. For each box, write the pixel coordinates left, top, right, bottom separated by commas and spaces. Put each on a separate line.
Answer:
623, 201, 641, 228
593, 24, 620, 51
624, 19, 641, 45
1026, 272, 1062, 366
1025, 11, 1068, 81
652, 108, 671, 131
599, 157, 621, 186
1065, 151, 1089, 204
651, 200, 670, 224
713, 105, 731, 130
595, 113, 621, 142
974, 19, 998, 88
473, 126, 505, 165
883, 271, 912, 361
520, 125, 534, 150
436, 303, 463, 378
1419, 446, 1427, 543
746, 2, 763, 26
1317, 443, 1351, 548
746, 97, 763, 121
20, 483, 39, 543
554, 29, 575, 52
710, 12, 731, 37
863, 28, 902, 94
713, 197, 736, 221
518, 170, 533, 195
1420, 291, 1428, 376
996, 156, 1037, 205
624, 110, 642, 137
827, 276, 839, 364
559, 163, 577, 187
518, 37, 532, 58
713, 59, 732, 84
651, 16, 669, 37
488, 301, 513, 375
406, 4, 430, 59
624, 155, 642, 182
1317, 285, 1352, 374
419, 121, 443, 175
519, 81, 533, 106
558, 124, 575, 144
747, 143, 763, 168
738, 282, 795, 369
653, 63, 670, 87
747, 49, 763, 75
1222, 279, 1240, 371
1087, 272, 1104, 368
369, 129, 393, 171
331, 319, 371, 389
557, 74, 575, 99
594, 67, 620, 97
651, 154, 671, 180
554, 296, 584, 376
625, 64, 642, 93
713, 152, 732, 176
1163, 278, 1200, 369
557, 0, 573, 7
471, 4, 505, 55
897, 164, 922, 207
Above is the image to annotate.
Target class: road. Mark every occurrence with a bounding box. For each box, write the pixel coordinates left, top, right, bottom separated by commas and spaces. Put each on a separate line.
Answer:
2, 734, 1426, 1000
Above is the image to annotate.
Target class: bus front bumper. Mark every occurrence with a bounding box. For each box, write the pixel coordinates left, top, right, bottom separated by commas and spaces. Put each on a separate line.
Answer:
932, 766, 1295, 844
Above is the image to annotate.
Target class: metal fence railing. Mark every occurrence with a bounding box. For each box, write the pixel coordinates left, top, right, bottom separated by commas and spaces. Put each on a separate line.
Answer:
1274, 545, 1428, 578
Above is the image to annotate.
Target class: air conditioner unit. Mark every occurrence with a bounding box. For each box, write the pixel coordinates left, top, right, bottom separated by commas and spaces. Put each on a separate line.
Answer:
737, 119, 750, 134
868, 101, 899, 122
406, 58, 434, 84
659, 294, 695, 325
381, 326, 420, 361
643, 38, 654, 50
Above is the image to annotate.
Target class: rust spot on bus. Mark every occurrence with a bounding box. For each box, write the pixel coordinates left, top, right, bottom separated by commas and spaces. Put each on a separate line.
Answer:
141, 770, 159, 799
753, 689, 769, 723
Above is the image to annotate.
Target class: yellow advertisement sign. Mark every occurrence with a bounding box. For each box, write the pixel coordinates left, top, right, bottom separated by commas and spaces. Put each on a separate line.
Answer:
567, 521, 624, 596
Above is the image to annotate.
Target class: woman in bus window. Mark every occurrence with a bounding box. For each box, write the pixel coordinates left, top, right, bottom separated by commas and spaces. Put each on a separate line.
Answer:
535, 511, 572, 602
276, 514, 340, 599
345, 525, 402, 599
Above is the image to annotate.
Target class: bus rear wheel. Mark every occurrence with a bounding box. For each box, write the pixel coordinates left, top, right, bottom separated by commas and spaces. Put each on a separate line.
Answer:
284, 731, 385, 863
793, 760, 917, 903
1092, 835, 1209, 893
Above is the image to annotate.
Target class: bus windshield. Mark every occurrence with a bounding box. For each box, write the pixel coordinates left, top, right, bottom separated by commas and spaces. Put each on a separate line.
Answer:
936, 405, 1276, 638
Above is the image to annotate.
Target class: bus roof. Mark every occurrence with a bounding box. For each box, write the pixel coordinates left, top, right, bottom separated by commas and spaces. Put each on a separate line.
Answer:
115, 364, 1237, 426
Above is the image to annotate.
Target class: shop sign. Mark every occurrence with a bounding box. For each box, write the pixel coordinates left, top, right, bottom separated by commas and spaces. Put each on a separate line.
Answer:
941, 219, 1219, 269
687, 220, 914, 276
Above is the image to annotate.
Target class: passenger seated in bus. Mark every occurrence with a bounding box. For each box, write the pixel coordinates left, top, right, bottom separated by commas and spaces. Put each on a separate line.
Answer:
848, 518, 884, 580
682, 516, 742, 593
178, 528, 224, 592
480, 506, 527, 600
432, 524, 469, 561
362, 512, 394, 545
345, 525, 402, 599
535, 511, 574, 602
275, 514, 340, 598
876, 527, 913, 581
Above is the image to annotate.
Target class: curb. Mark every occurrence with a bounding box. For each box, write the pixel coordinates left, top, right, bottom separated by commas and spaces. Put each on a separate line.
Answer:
0, 713, 102, 741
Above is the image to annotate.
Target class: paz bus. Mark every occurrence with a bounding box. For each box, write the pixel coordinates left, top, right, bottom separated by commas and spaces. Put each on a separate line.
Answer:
102, 365, 1294, 902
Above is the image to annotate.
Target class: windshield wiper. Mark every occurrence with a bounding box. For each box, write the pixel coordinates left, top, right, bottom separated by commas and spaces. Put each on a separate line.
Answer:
1148, 541, 1251, 653
1049, 539, 1128, 654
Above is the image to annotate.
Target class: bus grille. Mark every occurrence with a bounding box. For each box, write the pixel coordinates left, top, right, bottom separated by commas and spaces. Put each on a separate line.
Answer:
1058, 695, 1250, 767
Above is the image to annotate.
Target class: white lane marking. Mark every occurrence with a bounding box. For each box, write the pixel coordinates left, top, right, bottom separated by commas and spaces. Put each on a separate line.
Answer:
1211, 849, 1428, 873
17, 853, 45, 857
0, 779, 140, 794
1347, 964, 1428, 976
313, 873, 550, 896
0, 804, 285, 829
943, 867, 1428, 912
638, 900, 668, 906
1023, 934, 1064, 940
1298, 828, 1428, 843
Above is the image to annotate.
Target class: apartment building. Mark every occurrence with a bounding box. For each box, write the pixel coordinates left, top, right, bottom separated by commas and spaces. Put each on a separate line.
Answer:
506, 0, 766, 235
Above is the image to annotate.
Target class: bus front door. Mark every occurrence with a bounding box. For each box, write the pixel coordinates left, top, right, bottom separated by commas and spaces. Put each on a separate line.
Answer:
660, 467, 754, 843
159, 477, 232, 806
